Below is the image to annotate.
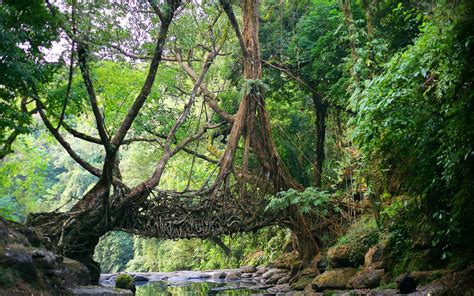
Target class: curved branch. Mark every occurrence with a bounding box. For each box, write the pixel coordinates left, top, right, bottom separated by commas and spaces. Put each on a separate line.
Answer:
178, 56, 234, 123
62, 122, 102, 144
219, 0, 248, 58
35, 99, 102, 178
111, 2, 179, 147
262, 60, 355, 115
77, 43, 110, 148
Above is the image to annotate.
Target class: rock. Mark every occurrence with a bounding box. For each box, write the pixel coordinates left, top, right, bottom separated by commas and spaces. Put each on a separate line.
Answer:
327, 245, 354, 268
264, 272, 286, 284
304, 282, 318, 294
32, 249, 58, 270
312, 267, 357, 291
397, 273, 417, 294
115, 274, 135, 294
277, 274, 291, 284
268, 283, 292, 293
254, 267, 267, 277
409, 270, 448, 285
290, 275, 314, 291
63, 257, 91, 286
290, 266, 318, 290
83, 260, 101, 284
17, 227, 43, 248
261, 268, 281, 280
241, 272, 253, 278
225, 271, 241, 281
0, 245, 38, 281
210, 271, 227, 279
0, 218, 31, 246
347, 268, 384, 288
364, 244, 385, 269
274, 251, 301, 271
132, 274, 149, 282
239, 265, 257, 273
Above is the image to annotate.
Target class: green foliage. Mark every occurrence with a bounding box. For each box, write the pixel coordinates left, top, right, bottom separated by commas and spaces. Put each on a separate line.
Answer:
352, 3, 474, 261
94, 232, 134, 273
0, 0, 60, 156
266, 187, 333, 215
125, 227, 288, 272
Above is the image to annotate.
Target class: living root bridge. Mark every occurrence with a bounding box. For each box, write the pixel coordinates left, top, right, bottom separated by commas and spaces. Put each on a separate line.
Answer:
114, 189, 280, 239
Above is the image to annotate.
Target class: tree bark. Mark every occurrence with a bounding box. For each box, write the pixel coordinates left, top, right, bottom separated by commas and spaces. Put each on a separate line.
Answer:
313, 97, 327, 188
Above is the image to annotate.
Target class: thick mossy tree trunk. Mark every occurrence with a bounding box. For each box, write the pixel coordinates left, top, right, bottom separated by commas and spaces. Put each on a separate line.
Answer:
221, 0, 321, 266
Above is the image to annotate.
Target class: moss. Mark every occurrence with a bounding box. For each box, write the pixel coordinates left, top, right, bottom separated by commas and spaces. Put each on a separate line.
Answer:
0, 266, 21, 288
115, 274, 134, 290
378, 282, 396, 289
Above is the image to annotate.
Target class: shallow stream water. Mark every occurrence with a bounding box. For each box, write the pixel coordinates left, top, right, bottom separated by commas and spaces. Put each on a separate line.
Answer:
136, 280, 267, 295
100, 270, 279, 296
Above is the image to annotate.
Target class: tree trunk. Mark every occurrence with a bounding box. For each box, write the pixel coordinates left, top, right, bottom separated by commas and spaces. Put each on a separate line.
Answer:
313, 96, 327, 188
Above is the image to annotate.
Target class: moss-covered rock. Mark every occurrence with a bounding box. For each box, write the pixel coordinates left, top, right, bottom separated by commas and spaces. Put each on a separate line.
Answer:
327, 215, 380, 268
290, 267, 318, 290
347, 268, 384, 288
312, 267, 357, 291
115, 274, 136, 293
274, 251, 302, 271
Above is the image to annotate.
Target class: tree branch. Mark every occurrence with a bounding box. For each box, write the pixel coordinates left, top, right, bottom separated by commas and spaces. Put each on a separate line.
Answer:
219, 0, 248, 58
35, 99, 102, 178
77, 43, 111, 147
262, 60, 355, 115
166, 48, 219, 150
62, 122, 102, 145
111, 2, 179, 147
177, 53, 234, 123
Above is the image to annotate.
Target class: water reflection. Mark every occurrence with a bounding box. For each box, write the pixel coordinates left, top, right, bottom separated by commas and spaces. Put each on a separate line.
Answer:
137, 281, 262, 296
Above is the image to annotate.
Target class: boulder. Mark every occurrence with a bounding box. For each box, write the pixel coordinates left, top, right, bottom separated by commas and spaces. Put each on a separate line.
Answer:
263, 272, 287, 284
32, 249, 58, 270
0, 245, 38, 281
327, 245, 354, 268
115, 274, 136, 294
241, 273, 253, 278
254, 267, 267, 277
396, 273, 417, 294
290, 267, 318, 290
290, 275, 314, 291
225, 271, 241, 281
276, 274, 291, 284
133, 275, 149, 282
239, 265, 257, 273
267, 283, 292, 293
62, 257, 91, 286
409, 270, 449, 285
364, 244, 385, 269
312, 267, 357, 291
347, 268, 384, 288
304, 282, 317, 294
210, 271, 227, 279
0, 217, 93, 294
274, 251, 301, 271
261, 268, 286, 280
